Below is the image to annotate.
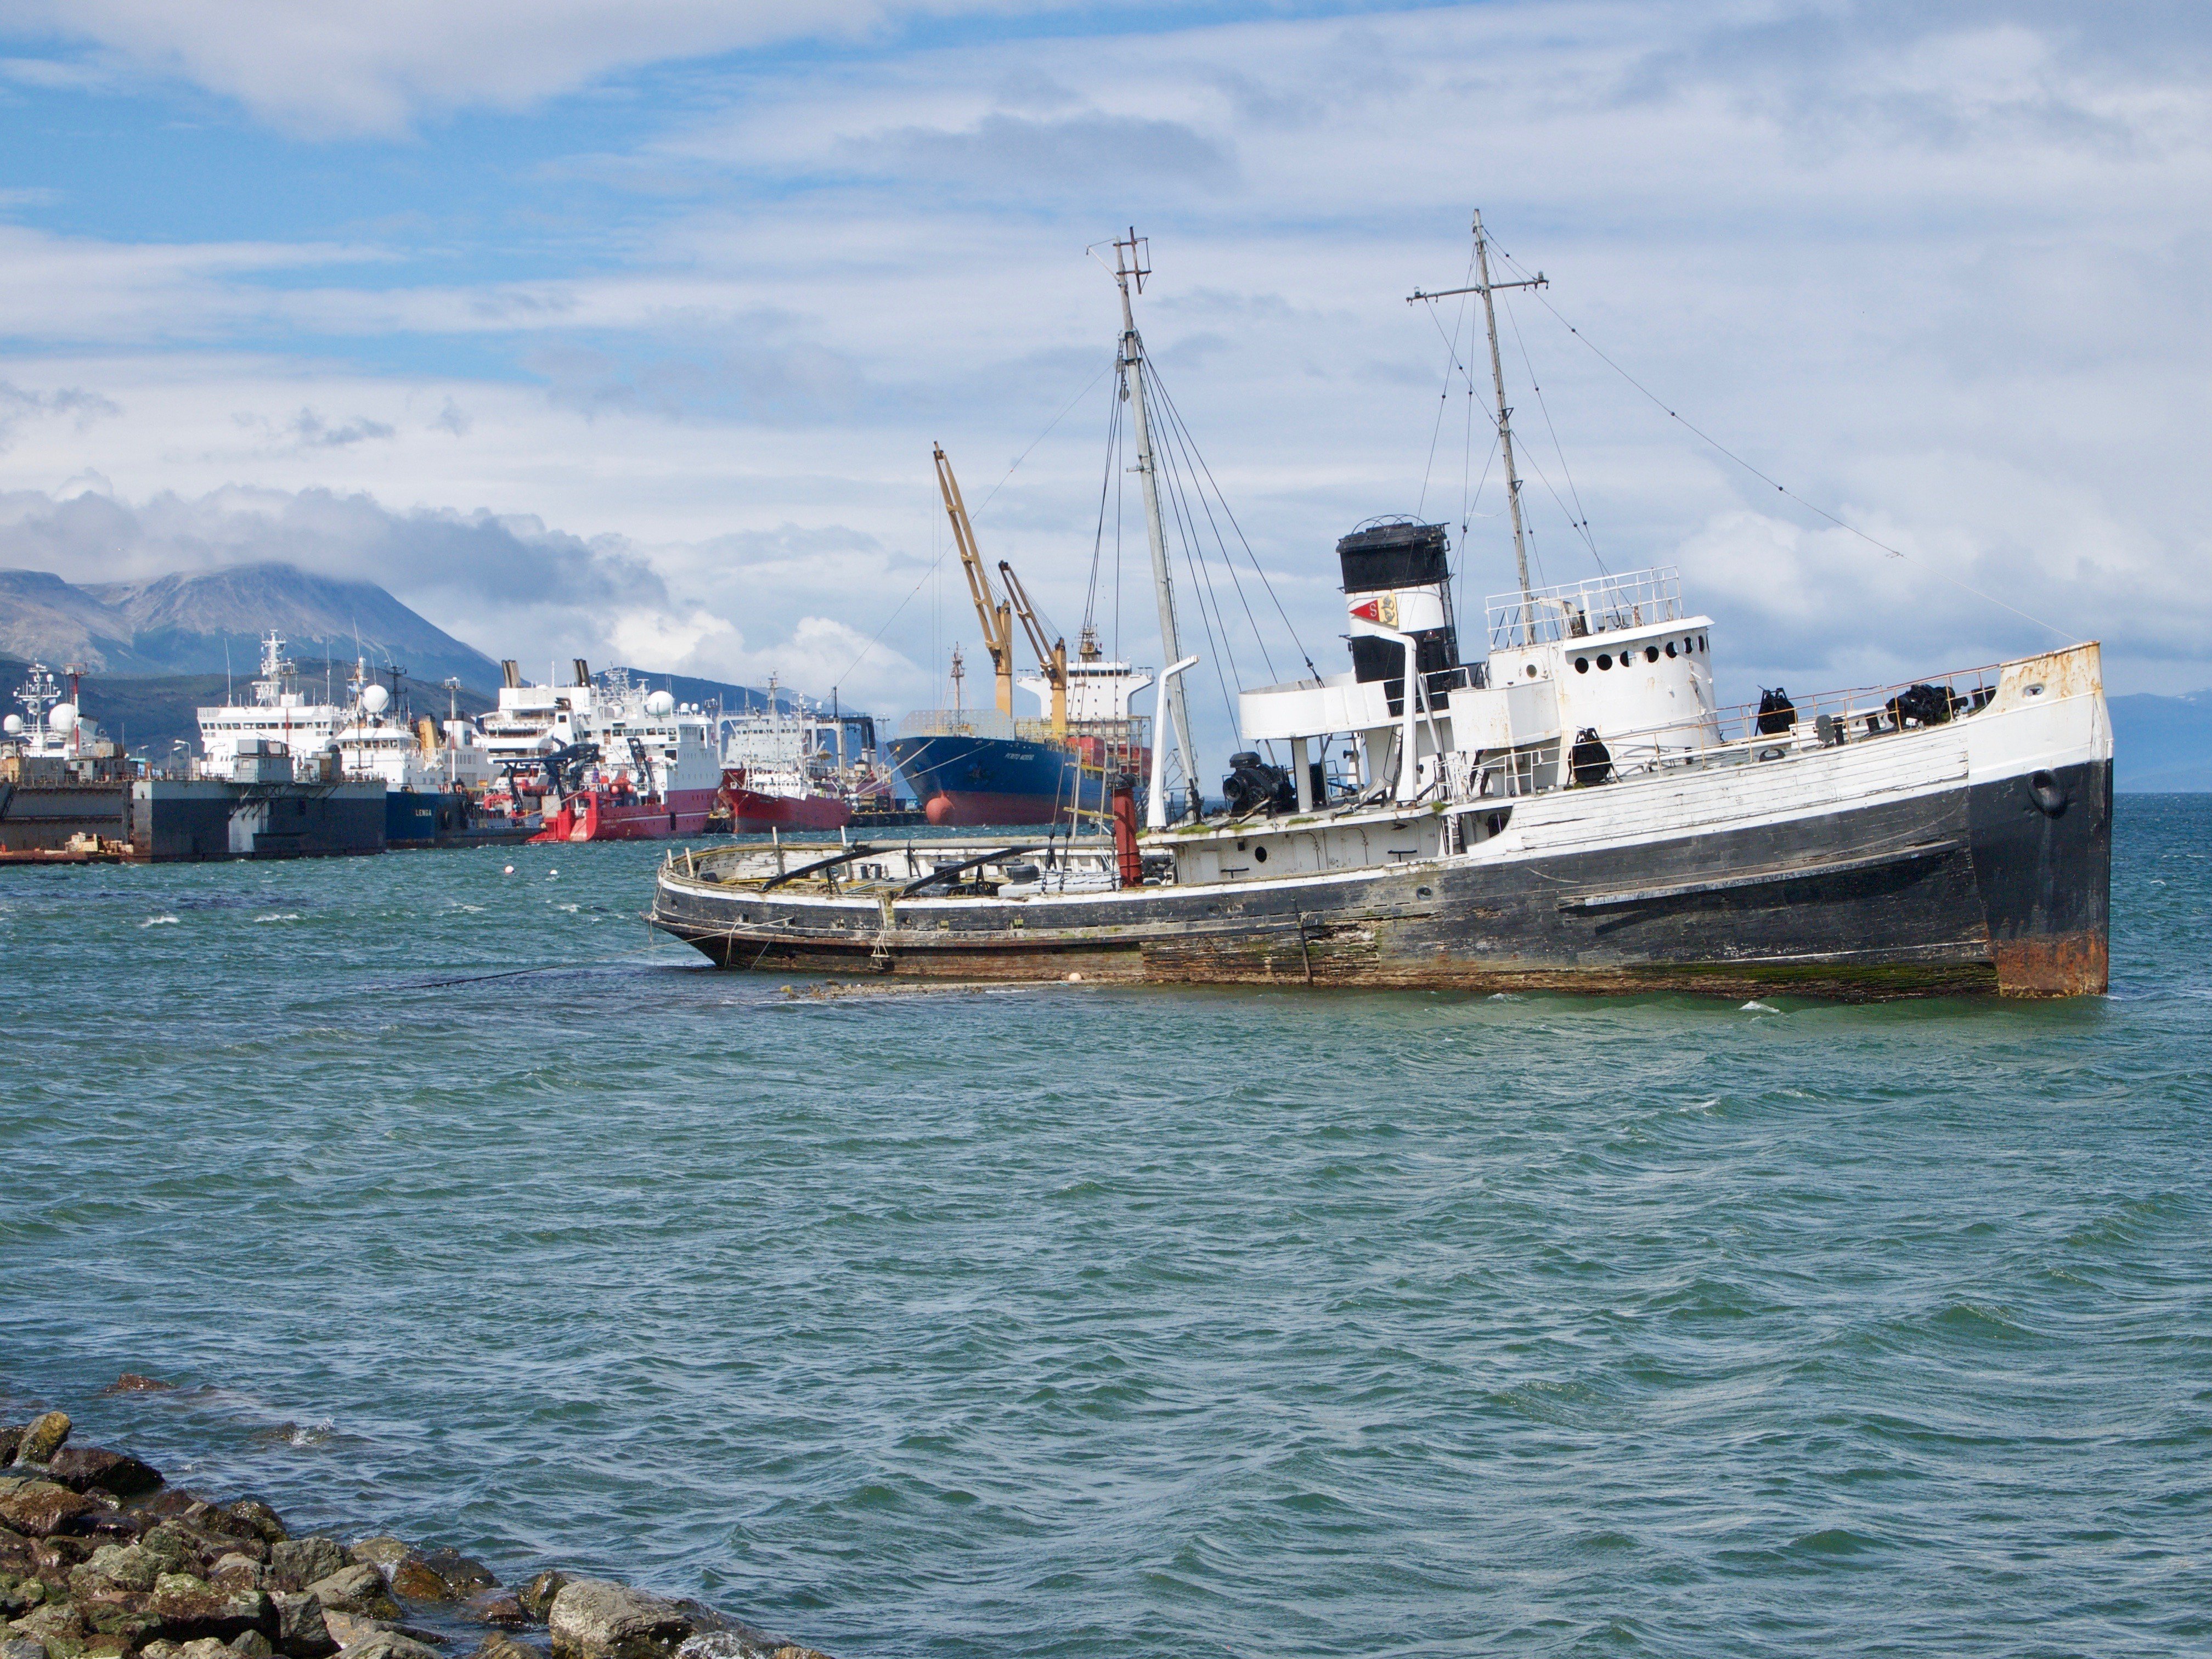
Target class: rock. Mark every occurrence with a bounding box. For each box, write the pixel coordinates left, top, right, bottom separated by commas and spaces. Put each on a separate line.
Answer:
311, 1617, 381, 1653
206, 1560, 262, 1595
148, 1576, 270, 1642
670, 1635, 775, 1659
45, 1454, 161, 1503
0, 1637, 48, 1659
13, 1418, 70, 1470
0, 1488, 96, 1542
0, 1436, 20, 1470
464, 1638, 535, 1659
135, 1530, 200, 1581
267, 1595, 331, 1659
379, 1567, 445, 1608
302, 1571, 394, 1622
228, 1634, 272, 1659
213, 1512, 283, 1551
339, 1547, 403, 1577
264, 1545, 346, 1598
8, 1602, 86, 1658
98, 1380, 173, 1398
336, 1635, 441, 1659
513, 1579, 565, 1627
140, 1644, 178, 1659
173, 1642, 232, 1659
456, 1598, 524, 1631
415, 1558, 493, 1598
545, 1583, 694, 1659
72, 1545, 159, 1595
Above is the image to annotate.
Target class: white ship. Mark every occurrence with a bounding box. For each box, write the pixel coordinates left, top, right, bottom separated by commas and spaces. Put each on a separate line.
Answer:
651, 222, 2111, 1000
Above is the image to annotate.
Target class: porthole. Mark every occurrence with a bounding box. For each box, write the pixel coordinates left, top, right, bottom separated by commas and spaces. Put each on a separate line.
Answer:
1253, 844, 1268, 862
1597, 653, 1612, 670
1645, 646, 1660, 663
1665, 641, 1678, 658
1415, 885, 1434, 899
1525, 664, 1538, 678
1575, 657, 1590, 674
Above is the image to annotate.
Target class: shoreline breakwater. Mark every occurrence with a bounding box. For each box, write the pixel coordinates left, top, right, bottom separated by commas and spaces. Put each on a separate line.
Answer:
0, 1396, 833, 1659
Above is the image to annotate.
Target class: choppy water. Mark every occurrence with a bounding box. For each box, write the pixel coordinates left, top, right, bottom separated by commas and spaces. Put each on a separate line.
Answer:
4, 798, 2209, 1657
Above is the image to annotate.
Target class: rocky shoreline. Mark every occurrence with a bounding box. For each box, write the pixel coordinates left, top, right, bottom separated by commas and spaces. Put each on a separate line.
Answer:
0, 1399, 831, 1659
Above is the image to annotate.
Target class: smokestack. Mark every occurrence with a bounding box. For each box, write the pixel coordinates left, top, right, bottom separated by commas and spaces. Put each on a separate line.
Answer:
501, 659, 520, 689
573, 659, 591, 687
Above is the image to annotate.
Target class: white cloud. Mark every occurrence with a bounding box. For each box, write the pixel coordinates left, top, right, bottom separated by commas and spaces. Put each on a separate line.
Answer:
2, 1, 2210, 711
0, 0, 1108, 137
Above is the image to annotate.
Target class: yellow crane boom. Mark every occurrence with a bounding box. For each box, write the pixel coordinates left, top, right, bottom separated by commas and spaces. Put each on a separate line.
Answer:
997, 559, 1067, 736
932, 444, 1014, 717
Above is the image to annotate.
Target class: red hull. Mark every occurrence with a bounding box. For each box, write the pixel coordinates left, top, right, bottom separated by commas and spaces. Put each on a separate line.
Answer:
923, 789, 1077, 827
533, 787, 717, 843
725, 789, 850, 834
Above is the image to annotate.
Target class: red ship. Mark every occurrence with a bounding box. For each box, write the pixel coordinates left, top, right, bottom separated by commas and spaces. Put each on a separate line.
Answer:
718, 768, 851, 834
536, 780, 719, 842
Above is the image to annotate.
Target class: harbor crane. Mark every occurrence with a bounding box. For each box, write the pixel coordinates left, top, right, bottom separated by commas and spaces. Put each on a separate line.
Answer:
997, 559, 1067, 736
933, 445, 1014, 716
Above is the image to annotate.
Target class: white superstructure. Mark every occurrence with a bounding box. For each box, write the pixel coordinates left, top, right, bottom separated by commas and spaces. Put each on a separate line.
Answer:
196, 633, 490, 790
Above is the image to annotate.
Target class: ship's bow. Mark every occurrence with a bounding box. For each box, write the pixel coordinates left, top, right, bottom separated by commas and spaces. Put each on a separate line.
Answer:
1965, 643, 2112, 997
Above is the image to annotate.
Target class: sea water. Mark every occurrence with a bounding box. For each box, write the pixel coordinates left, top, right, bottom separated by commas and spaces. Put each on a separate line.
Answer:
3, 798, 2207, 1657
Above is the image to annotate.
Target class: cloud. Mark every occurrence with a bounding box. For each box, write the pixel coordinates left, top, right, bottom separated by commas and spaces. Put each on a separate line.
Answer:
0, 481, 935, 707
0, 0, 1093, 138
0, 380, 121, 448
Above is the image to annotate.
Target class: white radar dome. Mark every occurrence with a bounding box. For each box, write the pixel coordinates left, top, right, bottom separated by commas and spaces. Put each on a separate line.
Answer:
2, 714, 20, 736
644, 690, 676, 717
360, 684, 391, 714
49, 703, 77, 733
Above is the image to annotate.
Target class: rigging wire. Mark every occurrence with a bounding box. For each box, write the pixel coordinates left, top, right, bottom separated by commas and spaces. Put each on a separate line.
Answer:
1144, 360, 1320, 679
1485, 244, 2067, 639
834, 359, 1116, 692
1158, 392, 1277, 687
1418, 241, 1480, 520
1502, 292, 1607, 573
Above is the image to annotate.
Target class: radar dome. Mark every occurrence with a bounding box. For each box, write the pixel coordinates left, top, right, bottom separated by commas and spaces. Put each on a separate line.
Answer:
360, 684, 392, 714
48, 703, 77, 733
2, 715, 20, 735
644, 690, 676, 717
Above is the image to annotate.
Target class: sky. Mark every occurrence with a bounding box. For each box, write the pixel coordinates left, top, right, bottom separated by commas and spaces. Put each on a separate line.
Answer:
0, 0, 2207, 754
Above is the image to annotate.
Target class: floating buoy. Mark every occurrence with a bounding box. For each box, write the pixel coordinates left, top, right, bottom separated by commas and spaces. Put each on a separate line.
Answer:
1066, 972, 1083, 983
503, 865, 515, 874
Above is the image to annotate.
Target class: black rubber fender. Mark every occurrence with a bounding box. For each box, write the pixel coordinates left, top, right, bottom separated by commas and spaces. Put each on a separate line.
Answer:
2029, 769, 2068, 816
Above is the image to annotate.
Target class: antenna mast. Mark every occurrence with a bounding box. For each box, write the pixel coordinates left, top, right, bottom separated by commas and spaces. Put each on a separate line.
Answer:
1409, 208, 1548, 618
1109, 228, 1197, 798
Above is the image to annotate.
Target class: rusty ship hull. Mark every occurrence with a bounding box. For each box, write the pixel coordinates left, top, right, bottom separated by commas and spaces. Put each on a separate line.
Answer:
648, 647, 2113, 1001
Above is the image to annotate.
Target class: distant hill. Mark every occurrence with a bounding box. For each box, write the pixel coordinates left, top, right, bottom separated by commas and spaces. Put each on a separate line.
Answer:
0, 563, 504, 690
2110, 691, 2212, 792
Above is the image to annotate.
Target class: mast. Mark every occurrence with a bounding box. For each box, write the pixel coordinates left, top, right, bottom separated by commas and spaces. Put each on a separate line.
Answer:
1409, 209, 1548, 633
1111, 229, 1197, 797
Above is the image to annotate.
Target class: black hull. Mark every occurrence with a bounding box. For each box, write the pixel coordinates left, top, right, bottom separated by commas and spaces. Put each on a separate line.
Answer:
651, 760, 2111, 1000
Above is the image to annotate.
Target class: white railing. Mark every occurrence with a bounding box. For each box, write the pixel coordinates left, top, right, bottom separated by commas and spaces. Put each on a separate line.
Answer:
1487, 567, 1684, 650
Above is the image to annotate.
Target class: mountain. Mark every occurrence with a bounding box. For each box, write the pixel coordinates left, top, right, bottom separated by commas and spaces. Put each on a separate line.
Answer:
0, 563, 503, 690
2109, 691, 2212, 792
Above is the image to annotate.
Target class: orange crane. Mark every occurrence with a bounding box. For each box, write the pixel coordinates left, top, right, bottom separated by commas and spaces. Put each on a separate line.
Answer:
997, 559, 1068, 737
932, 445, 1014, 717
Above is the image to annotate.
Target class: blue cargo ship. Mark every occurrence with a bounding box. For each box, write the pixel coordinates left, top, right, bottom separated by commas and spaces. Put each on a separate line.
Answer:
891, 652, 1153, 827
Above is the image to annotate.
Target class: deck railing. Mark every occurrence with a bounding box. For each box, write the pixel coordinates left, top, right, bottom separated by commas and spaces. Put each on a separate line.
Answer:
1487, 567, 1684, 650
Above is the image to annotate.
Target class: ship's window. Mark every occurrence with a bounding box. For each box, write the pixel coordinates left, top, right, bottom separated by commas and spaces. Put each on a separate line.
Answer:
1646, 646, 1660, 663
1666, 641, 1678, 658
1575, 657, 1590, 674
1700, 634, 1707, 651
1253, 845, 1268, 862
1525, 664, 1538, 678
1597, 654, 1612, 670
